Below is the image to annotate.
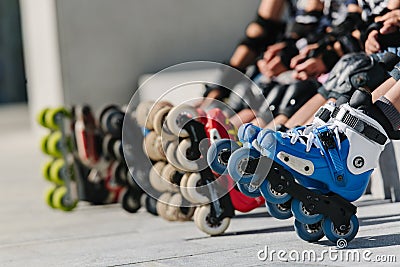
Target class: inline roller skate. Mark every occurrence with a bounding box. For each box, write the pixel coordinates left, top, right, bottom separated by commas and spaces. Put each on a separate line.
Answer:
208, 91, 390, 244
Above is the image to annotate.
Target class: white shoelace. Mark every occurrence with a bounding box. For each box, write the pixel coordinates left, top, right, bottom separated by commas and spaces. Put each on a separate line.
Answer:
281, 124, 342, 154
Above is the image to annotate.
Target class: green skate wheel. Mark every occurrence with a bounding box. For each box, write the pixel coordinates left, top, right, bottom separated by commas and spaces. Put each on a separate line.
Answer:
44, 186, 57, 209
40, 134, 51, 155
42, 160, 54, 182
49, 158, 68, 185
45, 107, 70, 130
52, 186, 78, 211
47, 131, 71, 158
37, 108, 50, 128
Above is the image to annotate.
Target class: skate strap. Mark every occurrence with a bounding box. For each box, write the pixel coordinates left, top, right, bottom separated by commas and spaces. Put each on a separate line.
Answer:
317, 128, 345, 182
334, 110, 387, 145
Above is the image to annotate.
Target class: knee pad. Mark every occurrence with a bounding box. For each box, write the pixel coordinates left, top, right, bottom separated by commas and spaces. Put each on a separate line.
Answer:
318, 52, 393, 100
239, 15, 286, 54
257, 83, 288, 123
277, 80, 320, 118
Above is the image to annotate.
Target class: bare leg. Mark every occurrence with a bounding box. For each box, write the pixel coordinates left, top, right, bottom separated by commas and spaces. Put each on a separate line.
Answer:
230, 108, 257, 128
372, 77, 396, 102
284, 94, 328, 128
383, 79, 400, 112
265, 114, 288, 129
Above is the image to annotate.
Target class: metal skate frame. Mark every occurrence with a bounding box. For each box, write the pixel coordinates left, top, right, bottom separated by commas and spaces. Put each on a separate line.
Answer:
179, 116, 235, 223
243, 156, 357, 231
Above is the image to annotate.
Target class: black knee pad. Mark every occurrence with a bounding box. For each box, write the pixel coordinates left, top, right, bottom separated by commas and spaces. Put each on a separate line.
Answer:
239, 15, 286, 54
277, 80, 320, 118
257, 83, 288, 124
318, 52, 394, 100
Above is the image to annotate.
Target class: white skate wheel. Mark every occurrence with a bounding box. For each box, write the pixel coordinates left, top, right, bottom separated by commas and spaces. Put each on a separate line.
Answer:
148, 101, 173, 131
156, 192, 173, 220
168, 193, 195, 221
136, 101, 154, 128
176, 139, 200, 172
187, 173, 209, 204
195, 205, 230, 236
153, 106, 172, 136
143, 131, 160, 161
180, 173, 197, 203
149, 162, 170, 193
165, 141, 186, 171
160, 163, 180, 193
166, 105, 197, 137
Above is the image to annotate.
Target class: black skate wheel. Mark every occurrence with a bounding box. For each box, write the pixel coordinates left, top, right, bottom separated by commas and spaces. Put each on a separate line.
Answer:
120, 188, 142, 213
145, 195, 158, 216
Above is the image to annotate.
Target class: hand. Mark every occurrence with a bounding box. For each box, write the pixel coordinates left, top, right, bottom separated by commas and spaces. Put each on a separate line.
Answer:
257, 56, 288, 78
365, 30, 381, 54
376, 9, 400, 34
290, 43, 319, 69
263, 41, 287, 63
293, 57, 327, 80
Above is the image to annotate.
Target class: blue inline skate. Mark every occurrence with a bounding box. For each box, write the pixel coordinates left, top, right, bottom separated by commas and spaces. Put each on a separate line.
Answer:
208, 94, 389, 244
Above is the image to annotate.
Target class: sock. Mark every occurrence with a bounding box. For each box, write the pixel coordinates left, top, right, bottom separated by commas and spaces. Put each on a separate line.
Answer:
375, 96, 400, 131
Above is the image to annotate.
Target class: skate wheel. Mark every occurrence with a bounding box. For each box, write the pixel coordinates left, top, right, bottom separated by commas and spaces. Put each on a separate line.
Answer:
168, 193, 195, 221
119, 188, 142, 213
237, 123, 261, 144
136, 101, 154, 128
322, 214, 359, 244
176, 139, 199, 172
149, 162, 170, 193
47, 131, 70, 158
113, 140, 124, 160
153, 106, 172, 136
165, 141, 186, 171
45, 107, 70, 130
265, 201, 293, 220
111, 161, 128, 186
145, 195, 158, 216
166, 105, 197, 137
294, 219, 325, 242
49, 158, 68, 185
187, 173, 209, 204
143, 131, 163, 161
161, 163, 181, 192
40, 134, 51, 155
37, 108, 50, 128
260, 180, 291, 204
291, 197, 323, 225
102, 134, 117, 159
156, 192, 178, 221
42, 160, 53, 182
195, 205, 230, 236
52, 186, 78, 212
227, 147, 260, 184
237, 183, 262, 198
99, 105, 124, 138
44, 186, 57, 209
207, 139, 240, 175
180, 173, 197, 203
148, 101, 173, 131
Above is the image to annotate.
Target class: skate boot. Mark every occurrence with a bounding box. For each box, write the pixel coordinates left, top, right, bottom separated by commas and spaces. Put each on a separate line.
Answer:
38, 106, 112, 211
160, 104, 264, 235
228, 94, 389, 243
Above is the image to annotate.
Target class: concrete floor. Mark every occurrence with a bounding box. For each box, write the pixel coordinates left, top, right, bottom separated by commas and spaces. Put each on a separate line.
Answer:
1, 104, 400, 267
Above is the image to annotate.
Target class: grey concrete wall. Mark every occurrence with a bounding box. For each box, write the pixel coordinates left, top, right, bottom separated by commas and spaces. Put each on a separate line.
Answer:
55, 0, 260, 107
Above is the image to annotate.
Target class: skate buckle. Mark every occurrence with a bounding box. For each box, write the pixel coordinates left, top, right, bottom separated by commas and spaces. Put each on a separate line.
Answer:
318, 129, 336, 150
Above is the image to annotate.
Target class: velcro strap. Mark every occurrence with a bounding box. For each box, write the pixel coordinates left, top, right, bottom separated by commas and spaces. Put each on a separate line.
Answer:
336, 110, 387, 145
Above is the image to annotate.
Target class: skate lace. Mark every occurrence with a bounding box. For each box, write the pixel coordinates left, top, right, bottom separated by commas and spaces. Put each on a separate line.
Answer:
281, 124, 341, 154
